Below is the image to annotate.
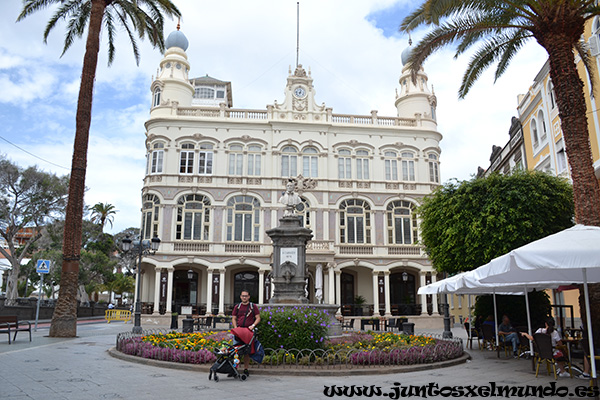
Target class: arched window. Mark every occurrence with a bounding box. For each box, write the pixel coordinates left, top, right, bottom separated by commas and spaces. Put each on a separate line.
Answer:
228, 144, 243, 175
338, 149, 352, 179
296, 197, 311, 228
339, 199, 371, 244
176, 194, 211, 241
302, 147, 318, 178
386, 200, 418, 245
226, 195, 261, 242
153, 87, 161, 107
548, 81, 556, 110
281, 146, 298, 177
142, 194, 160, 239
247, 145, 262, 176
401, 152, 415, 181
198, 143, 213, 175
356, 150, 370, 179
531, 118, 539, 145
195, 87, 215, 99
150, 142, 164, 174
428, 153, 439, 183
384, 151, 398, 181
179, 143, 195, 174
538, 110, 548, 138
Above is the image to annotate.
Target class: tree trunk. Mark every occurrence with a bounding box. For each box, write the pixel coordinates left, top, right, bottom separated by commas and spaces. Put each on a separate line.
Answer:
539, 32, 600, 347
49, 0, 106, 337
542, 36, 600, 226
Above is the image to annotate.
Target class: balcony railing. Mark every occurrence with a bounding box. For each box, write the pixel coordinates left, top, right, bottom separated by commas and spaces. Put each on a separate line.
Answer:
173, 106, 419, 127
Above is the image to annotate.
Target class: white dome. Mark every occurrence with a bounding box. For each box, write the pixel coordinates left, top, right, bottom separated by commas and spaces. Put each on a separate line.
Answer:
401, 46, 412, 66
165, 30, 189, 51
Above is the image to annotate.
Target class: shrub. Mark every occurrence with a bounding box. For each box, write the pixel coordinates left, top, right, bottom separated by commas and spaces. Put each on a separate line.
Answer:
257, 306, 331, 350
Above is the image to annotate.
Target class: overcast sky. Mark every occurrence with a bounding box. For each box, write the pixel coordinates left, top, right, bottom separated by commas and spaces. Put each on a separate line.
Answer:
0, 0, 548, 234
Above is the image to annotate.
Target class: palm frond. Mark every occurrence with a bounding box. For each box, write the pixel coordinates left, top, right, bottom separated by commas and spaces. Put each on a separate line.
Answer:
458, 32, 531, 98
41, 0, 81, 44
60, 1, 92, 58
104, 9, 116, 65
574, 39, 596, 96
17, 0, 58, 22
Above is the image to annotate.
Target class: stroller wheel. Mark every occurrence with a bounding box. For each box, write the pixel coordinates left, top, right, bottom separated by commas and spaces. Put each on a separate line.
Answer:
214, 374, 219, 382
208, 371, 212, 380
240, 373, 248, 381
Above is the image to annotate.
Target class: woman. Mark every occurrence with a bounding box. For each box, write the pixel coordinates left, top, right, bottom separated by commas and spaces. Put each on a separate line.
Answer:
521, 317, 568, 377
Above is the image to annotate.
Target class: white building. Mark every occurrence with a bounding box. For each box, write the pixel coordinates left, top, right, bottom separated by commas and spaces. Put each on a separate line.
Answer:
136, 28, 444, 320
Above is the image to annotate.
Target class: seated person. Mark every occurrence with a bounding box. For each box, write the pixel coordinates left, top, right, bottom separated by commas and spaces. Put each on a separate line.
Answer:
498, 315, 520, 358
521, 317, 568, 377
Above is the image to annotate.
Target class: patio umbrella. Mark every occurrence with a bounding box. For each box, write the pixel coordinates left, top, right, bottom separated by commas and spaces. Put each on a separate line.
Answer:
474, 225, 600, 378
315, 264, 323, 304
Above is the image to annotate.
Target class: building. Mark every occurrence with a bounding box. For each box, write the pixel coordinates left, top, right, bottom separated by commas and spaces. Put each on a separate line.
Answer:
477, 116, 527, 178
136, 27, 444, 321
476, 18, 600, 330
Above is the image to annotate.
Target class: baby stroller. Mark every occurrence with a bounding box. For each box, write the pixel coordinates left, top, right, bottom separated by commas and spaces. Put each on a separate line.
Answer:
208, 328, 255, 382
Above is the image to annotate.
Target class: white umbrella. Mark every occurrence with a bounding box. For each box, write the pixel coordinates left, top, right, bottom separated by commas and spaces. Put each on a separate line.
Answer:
315, 264, 323, 304
474, 225, 600, 378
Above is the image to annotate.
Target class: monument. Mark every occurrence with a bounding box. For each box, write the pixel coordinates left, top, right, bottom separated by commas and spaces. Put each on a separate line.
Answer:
267, 179, 341, 334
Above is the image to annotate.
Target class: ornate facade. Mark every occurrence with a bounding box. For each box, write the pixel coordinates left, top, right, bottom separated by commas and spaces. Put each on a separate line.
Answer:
136, 28, 444, 319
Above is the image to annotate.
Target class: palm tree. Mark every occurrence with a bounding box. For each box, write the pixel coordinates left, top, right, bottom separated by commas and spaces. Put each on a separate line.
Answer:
17, 0, 180, 337
401, 0, 600, 227
90, 202, 118, 231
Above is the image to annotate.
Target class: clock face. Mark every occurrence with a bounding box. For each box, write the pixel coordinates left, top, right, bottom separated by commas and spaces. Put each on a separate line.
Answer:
294, 87, 306, 98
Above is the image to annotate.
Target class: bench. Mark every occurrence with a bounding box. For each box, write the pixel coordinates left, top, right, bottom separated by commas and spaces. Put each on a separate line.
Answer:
104, 309, 132, 323
0, 316, 32, 344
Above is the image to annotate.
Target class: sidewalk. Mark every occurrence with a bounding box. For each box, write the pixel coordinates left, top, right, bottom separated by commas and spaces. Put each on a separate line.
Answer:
0, 323, 592, 399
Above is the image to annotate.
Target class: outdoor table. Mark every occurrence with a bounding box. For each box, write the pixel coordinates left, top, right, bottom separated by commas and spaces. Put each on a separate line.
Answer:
360, 319, 380, 331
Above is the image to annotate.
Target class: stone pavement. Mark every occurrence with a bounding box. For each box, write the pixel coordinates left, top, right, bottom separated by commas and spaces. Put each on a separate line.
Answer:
0, 321, 594, 400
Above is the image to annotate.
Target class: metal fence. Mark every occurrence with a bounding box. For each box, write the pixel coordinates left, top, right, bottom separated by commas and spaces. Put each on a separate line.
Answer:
115, 330, 464, 369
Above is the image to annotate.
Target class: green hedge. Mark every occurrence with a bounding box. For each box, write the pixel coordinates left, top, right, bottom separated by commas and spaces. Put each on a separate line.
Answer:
256, 306, 330, 350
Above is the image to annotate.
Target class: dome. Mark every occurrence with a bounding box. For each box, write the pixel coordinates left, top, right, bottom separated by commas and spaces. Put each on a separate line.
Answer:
165, 30, 189, 51
401, 46, 412, 66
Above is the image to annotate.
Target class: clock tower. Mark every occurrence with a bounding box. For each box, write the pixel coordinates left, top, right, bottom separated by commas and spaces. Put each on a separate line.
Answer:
270, 64, 329, 123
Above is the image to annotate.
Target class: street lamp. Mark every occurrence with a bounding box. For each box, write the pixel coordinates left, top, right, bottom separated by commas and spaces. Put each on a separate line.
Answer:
401, 271, 408, 282
442, 272, 453, 339
122, 235, 161, 334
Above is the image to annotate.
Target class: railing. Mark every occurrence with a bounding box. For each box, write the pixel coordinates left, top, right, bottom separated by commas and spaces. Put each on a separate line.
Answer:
387, 246, 422, 256
338, 245, 374, 255
172, 106, 419, 127
224, 243, 261, 253
173, 242, 210, 252
306, 240, 334, 252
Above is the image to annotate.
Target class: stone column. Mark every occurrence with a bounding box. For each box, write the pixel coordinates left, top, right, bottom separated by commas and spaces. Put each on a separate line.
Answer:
384, 271, 391, 316
206, 269, 213, 316
258, 270, 265, 305
328, 263, 335, 304
335, 269, 342, 314
419, 272, 427, 315
218, 269, 225, 315
431, 274, 439, 314
153, 267, 161, 314
165, 267, 174, 313
323, 210, 329, 240
372, 271, 379, 317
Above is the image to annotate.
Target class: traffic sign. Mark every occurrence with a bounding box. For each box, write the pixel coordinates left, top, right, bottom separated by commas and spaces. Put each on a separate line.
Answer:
36, 259, 51, 274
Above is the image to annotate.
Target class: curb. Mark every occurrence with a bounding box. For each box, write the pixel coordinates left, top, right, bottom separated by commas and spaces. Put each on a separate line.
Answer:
107, 347, 471, 376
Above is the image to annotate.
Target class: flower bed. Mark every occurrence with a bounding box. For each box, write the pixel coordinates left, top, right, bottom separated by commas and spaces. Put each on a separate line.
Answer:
116, 330, 463, 367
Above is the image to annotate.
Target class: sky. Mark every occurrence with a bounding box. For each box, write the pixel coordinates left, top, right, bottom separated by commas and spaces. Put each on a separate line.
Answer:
0, 0, 548, 235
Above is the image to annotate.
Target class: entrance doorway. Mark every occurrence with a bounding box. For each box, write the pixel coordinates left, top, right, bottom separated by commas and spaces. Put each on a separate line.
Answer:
173, 270, 198, 313
390, 272, 417, 315
233, 271, 259, 303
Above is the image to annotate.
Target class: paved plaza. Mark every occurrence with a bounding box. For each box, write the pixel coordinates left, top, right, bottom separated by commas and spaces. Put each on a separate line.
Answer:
0, 321, 593, 399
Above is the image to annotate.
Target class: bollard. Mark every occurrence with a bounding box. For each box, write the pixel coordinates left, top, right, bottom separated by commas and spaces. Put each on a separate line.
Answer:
402, 322, 415, 335
182, 317, 194, 333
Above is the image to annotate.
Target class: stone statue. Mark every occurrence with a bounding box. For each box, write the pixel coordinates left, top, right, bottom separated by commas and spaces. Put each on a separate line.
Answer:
279, 180, 301, 216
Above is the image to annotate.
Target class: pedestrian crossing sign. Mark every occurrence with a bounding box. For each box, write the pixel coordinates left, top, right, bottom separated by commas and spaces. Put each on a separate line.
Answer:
36, 259, 51, 274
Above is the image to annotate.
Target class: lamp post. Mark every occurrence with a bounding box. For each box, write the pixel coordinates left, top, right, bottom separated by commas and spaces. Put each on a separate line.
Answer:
442, 273, 453, 339
122, 235, 161, 334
